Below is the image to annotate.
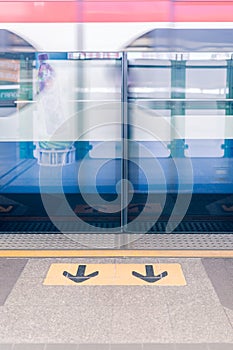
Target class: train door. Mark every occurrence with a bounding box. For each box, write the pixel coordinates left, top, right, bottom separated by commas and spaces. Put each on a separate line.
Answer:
126, 51, 181, 233
125, 29, 233, 234
42, 52, 124, 232
0, 49, 124, 234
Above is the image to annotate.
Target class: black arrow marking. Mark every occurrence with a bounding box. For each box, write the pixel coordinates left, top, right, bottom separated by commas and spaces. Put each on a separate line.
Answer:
132, 265, 168, 283
63, 265, 99, 284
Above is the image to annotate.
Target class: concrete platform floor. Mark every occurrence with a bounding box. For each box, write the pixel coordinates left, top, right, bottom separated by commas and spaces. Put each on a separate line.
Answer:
0, 257, 232, 349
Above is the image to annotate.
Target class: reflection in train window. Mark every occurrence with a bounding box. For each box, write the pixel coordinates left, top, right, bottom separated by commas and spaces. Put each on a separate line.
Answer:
0, 29, 35, 118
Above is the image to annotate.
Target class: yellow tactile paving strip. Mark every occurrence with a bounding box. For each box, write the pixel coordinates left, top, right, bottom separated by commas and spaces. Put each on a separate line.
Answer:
0, 250, 233, 257
43, 263, 186, 286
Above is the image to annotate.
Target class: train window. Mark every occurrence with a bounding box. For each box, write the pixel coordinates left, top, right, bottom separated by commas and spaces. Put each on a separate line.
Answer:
185, 140, 224, 158
184, 61, 226, 157
128, 58, 171, 158
74, 58, 122, 161
128, 61, 171, 100
186, 61, 227, 100
75, 59, 121, 102
184, 110, 225, 158
0, 30, 35, 118
128, 106, 171, 158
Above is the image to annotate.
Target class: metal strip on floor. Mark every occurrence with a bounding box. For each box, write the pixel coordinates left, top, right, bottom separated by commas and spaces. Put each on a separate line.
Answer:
1, 220, 233, 233
1, 344, 233, 349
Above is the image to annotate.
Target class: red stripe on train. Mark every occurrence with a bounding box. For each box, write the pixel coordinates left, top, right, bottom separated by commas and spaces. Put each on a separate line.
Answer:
0, 1, 233, 23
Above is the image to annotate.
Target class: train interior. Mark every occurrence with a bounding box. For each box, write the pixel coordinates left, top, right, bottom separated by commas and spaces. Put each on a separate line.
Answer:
1, 28, 233, 233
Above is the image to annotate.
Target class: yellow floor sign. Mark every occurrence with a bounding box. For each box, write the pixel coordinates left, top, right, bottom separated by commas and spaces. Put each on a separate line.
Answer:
43, 263, 186, 286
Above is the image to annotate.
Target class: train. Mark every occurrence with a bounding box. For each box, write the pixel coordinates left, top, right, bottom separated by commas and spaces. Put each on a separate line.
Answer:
1, 0, 233, 233
1, 1, 233, 52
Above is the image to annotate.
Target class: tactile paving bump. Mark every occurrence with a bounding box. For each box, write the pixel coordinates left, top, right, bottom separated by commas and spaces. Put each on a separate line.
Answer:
0, 233, 232, 250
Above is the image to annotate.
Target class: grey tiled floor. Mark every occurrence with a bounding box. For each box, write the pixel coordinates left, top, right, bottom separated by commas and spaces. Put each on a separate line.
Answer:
0, 257, 232, 345
159, 258, 233, 343
0, 259, 28, 305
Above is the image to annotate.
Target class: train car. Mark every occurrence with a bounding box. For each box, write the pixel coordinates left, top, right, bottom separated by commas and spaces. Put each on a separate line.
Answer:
1, 1, 233, 52
1, 1, 233, 234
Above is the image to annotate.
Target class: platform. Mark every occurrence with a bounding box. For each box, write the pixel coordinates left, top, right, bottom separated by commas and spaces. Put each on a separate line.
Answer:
0, 255, 232, 348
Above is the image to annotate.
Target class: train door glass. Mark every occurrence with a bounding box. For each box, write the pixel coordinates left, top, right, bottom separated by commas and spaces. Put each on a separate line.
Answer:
126, 52, 233, 233
0, 52, 123, 233
66, 53, 123, 231
1, 50, 233, 234
126, 53, 174, 233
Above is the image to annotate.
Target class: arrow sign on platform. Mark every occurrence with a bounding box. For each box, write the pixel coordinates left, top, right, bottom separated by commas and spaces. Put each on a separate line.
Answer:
132, 265, 168, 283
63, 265, 99, 284
44, 263, 185, 286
